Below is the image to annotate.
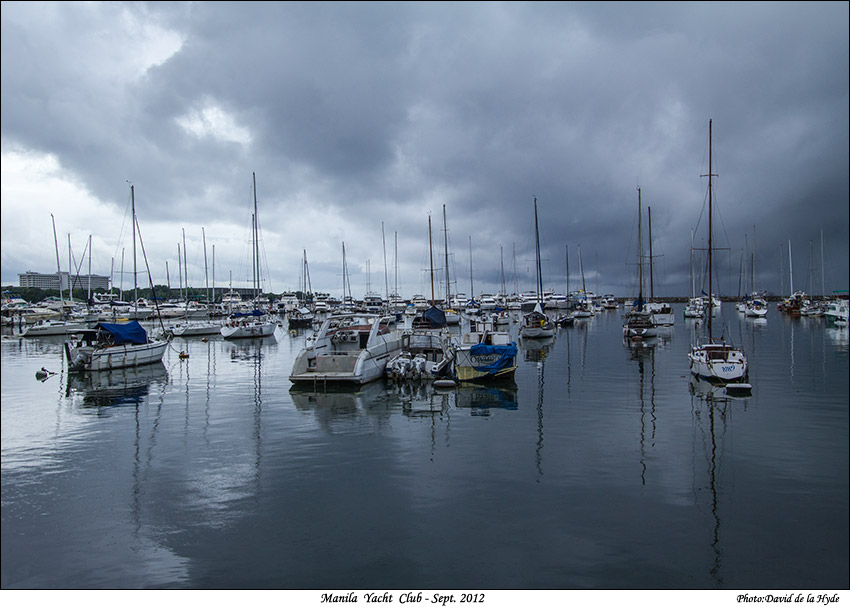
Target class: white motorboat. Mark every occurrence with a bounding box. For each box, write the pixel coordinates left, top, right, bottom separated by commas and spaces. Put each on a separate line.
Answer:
23, 318, 88, 337
290, 313, 404, 385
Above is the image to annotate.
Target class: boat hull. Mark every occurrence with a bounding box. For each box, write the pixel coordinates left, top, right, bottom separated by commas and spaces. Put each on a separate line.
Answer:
67, 340, 168, 372
220, 321, 277, 339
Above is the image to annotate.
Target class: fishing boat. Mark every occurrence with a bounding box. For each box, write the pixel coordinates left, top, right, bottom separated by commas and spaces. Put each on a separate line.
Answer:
290, 313, 404, 385
65, 185, 168, 371
688, 120, 749, 386
519, 197, 555, 339
453, 316, 518, 382
220, 173, 277, 339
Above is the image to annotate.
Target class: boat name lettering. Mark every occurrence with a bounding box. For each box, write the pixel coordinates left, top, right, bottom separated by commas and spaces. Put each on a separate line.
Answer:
472, 354, 501, 365
721, 365, 737, 373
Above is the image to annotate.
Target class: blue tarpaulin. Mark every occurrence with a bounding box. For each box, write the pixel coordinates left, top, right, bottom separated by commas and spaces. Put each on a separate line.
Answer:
422, 306, 447, 328
95, 321, 148, 345
469, 343, 517, 374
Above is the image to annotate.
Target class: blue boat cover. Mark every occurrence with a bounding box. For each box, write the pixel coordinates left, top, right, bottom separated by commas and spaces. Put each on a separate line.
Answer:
232, 309, 265, 318
469, 343, 518, 374
96, 321, 148, 345
422, 306, 447, 328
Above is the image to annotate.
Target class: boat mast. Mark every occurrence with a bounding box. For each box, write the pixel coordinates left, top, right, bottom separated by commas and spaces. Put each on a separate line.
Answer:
443, 205, 451, 307
565, 244, 570, 299
468, 236, 474, 300
68, 235, 74, 304
703, 119, 717, 337
428, 215, 435, 306
203, 227, 210, 307
382, 222, 389, 301
182, 228, 188, 313
51, 214, 64, 307
252, 172, 259, 302
788, 240, 794, 295
533, 197, 542, 305
637, 187, 643, 312
648, 204, 654, 301
87, 235, 92, 302
690, 230, 695, 299
131, 185, 137, 316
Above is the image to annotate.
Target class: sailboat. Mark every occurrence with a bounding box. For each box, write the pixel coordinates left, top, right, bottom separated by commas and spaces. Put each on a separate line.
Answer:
519, 197, 555, 339
221, 173, 277, 339
687, 120, 750, 387
171, 228, 223, 336
65, 185, 169, 371
644, 205, 674, 326
23, 215, 88, 337
623, 187, 658, 341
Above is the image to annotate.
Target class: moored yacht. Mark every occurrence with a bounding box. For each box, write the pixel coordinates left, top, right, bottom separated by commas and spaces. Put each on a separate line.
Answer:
289, 313, 403, 385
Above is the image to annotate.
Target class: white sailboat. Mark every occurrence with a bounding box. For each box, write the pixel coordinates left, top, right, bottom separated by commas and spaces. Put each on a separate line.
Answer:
687, 120, 750, 387
520, 197, 555, 339
171, 228, 223, 336
65, 185, 168, 371
24, 214, 88, 337
221, 173, 277, 339
623, 187, 658, 341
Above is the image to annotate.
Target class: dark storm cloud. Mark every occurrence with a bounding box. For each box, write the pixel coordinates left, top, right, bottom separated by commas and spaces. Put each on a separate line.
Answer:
2, 1, 847, 296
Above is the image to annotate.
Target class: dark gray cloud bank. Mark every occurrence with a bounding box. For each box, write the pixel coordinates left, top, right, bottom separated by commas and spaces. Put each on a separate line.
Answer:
2, 1, 847, 299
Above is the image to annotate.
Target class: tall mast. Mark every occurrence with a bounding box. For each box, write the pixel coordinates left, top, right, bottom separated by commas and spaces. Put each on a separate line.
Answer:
177, 243, 183, 304
182, 228, 188, 309
690, 230, 695, 299
637, 187, 643, 311
565, 244, 570, 298
500, 245, 506, 299
648, 204, 654, 301
212, 244, 215, 305
533, 197, 542, 305
382, 222, 389, 301
68, 234, 74, 304
443, 205, 451, 306
428, 215, 435, 305
87, 234, 92, 301
203, 227, 210, 306
51, 214, 64, 306
788, 240, 794, 294
131, 185, 137, 315
704, 119, 717, 337
468, 236, 474, 299
252, 172, 259, 300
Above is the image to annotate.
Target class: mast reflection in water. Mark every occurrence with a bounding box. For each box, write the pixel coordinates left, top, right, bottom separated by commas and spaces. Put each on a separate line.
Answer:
1, 307, 847, 590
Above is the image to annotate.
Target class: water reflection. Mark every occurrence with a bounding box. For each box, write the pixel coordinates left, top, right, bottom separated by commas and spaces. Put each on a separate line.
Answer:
67, 362, 169, 410
688, 374, 750, 589
627, 342, 657, 486
454, 382, 519, 415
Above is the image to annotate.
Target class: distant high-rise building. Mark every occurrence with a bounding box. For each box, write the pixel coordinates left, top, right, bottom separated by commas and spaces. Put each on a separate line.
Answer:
19, 271, 110, 292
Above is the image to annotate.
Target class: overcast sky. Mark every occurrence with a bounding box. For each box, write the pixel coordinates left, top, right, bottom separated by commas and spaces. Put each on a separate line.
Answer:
2, 1, 847, 301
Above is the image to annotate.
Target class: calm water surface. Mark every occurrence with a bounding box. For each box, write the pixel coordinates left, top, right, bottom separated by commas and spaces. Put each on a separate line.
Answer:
2, 306, 848, 589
